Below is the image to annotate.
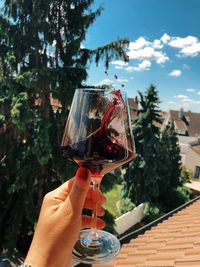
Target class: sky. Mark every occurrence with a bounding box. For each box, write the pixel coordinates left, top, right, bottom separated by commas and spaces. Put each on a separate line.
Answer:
83, 0, 200, 113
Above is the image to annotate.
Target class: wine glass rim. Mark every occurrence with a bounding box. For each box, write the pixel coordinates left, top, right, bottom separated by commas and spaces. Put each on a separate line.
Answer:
76, 88, 127, 95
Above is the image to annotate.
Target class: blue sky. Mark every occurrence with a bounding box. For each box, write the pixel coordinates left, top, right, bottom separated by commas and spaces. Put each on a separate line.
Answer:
83, 0, 200, 112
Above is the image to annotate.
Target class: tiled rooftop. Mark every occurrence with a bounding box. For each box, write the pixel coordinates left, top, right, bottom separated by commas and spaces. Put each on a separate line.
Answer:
93, 198, 200, 267
169, 110, 200, 137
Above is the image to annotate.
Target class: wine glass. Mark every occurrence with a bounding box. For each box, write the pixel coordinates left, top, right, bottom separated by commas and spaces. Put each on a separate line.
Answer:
61, 88, 135, 264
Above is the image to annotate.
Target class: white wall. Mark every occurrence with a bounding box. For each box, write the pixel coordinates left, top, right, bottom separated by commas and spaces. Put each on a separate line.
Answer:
114, 203, 145, 235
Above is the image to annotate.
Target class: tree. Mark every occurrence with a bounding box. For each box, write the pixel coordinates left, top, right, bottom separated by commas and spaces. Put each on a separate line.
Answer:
122, 85, 161, 206
0, 0, 129, 254
122, 87, 192, 220
157, 123, 191, 211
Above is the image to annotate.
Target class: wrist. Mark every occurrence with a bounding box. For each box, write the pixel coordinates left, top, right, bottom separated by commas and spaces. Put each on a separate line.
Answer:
24, 250, 72, 267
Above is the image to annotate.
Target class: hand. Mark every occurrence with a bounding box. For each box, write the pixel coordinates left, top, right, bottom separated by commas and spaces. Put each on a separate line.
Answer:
24, 167, 106, 267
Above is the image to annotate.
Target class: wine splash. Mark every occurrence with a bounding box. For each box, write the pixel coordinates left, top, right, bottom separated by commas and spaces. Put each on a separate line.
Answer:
61, 90, 134, 177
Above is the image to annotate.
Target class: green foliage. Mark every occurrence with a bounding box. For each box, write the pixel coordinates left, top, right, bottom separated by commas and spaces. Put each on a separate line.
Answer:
143, 202, 161, 221
103, 184, 122, 218
175, 186, 191, 203
157, 123, 192, 211
119, 197, 135, 215
159, 186, 191, 212
101, 172, 117, 194
180, 165, 192, 183
122, 84, 161, 206
0, 0, 129, 255
122, 85, 192, 222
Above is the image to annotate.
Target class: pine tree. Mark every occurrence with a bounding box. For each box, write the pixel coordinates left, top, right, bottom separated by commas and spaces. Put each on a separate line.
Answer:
0, 0, 129, 253
157, 123, 190, 211
122, 85, 161, 206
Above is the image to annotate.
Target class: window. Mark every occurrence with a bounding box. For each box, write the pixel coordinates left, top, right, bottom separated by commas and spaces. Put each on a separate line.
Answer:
194, 166, 200, 179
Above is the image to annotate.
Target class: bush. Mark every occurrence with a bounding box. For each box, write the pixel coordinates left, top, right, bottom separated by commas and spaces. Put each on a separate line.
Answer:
143, 202, 161, 222
119, 197, 135, 215
175, 186, 192, 203
180, 166, 192, 183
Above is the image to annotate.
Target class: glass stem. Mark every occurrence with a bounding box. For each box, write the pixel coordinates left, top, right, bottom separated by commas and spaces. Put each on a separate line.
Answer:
90, 179, 100, 240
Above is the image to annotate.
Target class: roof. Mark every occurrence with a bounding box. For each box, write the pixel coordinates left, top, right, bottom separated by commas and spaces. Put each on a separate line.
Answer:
169, 110, 200, 137
185, 181, 200, 192
191, 144, 200, 155
93, 198, 200, 267
178, 136, 199, 145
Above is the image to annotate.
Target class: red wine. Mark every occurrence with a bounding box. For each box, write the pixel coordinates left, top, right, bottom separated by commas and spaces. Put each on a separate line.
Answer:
62, 134, 134, 177
61, 90, 135, 177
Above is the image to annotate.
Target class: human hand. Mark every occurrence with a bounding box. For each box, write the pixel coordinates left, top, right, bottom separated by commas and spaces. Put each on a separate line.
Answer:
24, 167, 106, 267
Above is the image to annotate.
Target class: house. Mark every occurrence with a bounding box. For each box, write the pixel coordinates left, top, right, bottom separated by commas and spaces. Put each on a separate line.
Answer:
178, 136, 199, 165
163, 109, 200, 137
162, 109, 200, 176
184, 140, 200, 179
92, 196, 200, 267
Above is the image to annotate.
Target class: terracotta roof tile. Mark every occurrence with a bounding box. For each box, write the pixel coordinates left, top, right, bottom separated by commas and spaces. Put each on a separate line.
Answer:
93, 198, 200, 267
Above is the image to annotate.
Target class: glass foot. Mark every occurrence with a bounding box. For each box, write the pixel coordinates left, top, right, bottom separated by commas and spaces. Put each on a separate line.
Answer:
72, 229, 121, 264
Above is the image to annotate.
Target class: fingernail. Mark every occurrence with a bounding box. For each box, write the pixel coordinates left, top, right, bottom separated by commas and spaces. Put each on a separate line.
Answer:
76, 167, 91, 181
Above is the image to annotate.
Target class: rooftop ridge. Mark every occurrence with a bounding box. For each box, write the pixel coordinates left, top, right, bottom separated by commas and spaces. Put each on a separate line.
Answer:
119, 194, 200, 245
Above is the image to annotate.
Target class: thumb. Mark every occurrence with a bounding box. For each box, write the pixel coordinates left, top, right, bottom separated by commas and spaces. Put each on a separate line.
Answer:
67, 167, 91, 215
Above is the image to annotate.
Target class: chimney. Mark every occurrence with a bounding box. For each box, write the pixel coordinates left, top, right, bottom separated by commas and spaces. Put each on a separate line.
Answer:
179, 107, 184, 120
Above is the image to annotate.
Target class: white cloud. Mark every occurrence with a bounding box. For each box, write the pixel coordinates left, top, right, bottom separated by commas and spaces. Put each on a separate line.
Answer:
175, 95, 188, 99
125, 66, 135, 73
135, 60, 151, 71
168, 36, 197, 48
160, 33, 171, 44
167, 35, 200, 57
125, 60, 151, 72
154, 51, 169, 64
127, 46, 169, 64
186, 88, 196, 92
169, 69, 182, 77
163, 88, 200, 112
124, 36, 169, 72
96, 78, 114, 86
152, 39, 163, 49
181, 43, 200, 57
129, 37, 149, 50
111, 60, 128, 67
174, 94, 200, 110
116, 78, 128, 83
115, 66, 123, 69
111, 34, 200, 75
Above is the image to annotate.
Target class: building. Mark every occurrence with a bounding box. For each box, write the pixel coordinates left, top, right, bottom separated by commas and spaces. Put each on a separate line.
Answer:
162, 109, 200, 177
185, 140, 200, 179
178, 136, 199, 165
163, 109, 200, 137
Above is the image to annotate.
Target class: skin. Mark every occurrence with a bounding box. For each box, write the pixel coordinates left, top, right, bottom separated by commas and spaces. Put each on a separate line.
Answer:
24, 167, 106, 267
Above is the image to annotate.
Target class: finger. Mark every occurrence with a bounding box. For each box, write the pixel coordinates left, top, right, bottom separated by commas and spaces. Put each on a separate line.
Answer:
49, 179, 74, 202
81, 215, 105, 230
86, 187, 106, 205
83, 199, 105, 216
63, 167, 91, 215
